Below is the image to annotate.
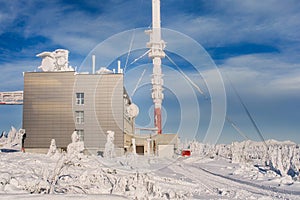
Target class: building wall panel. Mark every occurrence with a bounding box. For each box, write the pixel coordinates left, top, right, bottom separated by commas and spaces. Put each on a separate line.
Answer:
23, 72, 128, 154
23, 72, 76, 148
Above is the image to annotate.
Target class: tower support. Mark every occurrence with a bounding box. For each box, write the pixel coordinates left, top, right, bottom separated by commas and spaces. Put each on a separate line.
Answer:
146, 0, 165, 134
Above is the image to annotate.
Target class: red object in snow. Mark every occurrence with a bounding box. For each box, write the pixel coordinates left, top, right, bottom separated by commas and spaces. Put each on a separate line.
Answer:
181, 149, 191, 157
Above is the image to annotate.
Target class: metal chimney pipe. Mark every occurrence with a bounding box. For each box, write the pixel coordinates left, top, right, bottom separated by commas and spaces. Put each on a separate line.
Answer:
118, 60, 121, 73
92, 55, 96, 74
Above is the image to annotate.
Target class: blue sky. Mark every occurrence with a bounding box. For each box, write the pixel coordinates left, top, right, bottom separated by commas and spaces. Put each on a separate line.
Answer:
0, 0, 300, 144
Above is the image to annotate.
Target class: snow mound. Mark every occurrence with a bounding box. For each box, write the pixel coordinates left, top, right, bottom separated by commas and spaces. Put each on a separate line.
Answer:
0, 134, 191, 199
0, 152, 191, 199
67, 131, 84, 156
103, 130, 116, 159
0, 126, 25, 151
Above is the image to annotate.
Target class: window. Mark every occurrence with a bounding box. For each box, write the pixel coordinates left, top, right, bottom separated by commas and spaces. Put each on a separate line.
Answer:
76, 93, 84, 105
76, 129, 84, 141
75, 111, 84, 124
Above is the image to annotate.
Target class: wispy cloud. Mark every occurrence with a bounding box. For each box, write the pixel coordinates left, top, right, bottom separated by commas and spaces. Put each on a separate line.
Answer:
165, 0, 300, 50
219, 53, 300, 97
0, 60, 37, 91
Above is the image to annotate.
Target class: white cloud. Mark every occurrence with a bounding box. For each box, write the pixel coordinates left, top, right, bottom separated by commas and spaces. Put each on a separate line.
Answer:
2, 0, 300, 67
269, 73, 300, 92
18, 0, 151, 57
165, 0, 300, 49
219, 54, 300, 97
0, 60, 37, 91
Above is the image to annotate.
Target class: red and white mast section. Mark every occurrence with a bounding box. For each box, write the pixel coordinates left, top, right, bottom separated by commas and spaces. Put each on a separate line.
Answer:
146, 0, 165, 134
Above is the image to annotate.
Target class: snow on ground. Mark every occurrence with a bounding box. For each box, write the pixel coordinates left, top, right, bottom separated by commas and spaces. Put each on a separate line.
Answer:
0, 152, 192, 199
1, 139, 300, 199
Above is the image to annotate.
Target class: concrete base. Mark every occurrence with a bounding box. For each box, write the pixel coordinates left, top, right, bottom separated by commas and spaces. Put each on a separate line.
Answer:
25, 148, 48, 154
85, 147, 124, 157
25, 147, 125, 157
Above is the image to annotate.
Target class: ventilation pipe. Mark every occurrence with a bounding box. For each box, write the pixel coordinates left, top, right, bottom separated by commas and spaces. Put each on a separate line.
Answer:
118, 60, 123, 73
92, 55, 96, 74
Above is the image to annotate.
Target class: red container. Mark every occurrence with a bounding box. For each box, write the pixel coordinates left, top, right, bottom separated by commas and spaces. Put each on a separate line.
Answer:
181, 149, 191, 157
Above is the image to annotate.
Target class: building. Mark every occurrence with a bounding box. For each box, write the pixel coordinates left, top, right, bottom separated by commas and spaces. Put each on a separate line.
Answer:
124, 132, 178, 157
19, 1, 181, 157
23, 50, 134, 155
22, 49, 178, 157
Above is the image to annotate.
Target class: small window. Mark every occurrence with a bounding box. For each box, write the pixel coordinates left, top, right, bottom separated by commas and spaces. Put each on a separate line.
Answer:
76, 129, 84, 141
76, 93, 84, 105
75, 111, 84, 124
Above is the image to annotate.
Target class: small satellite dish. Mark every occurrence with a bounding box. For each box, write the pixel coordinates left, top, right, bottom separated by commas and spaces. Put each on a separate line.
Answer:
127, 103, 139, 118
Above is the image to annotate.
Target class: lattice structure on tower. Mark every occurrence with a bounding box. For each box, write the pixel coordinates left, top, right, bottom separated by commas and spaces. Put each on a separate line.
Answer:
146, 0, 166, 134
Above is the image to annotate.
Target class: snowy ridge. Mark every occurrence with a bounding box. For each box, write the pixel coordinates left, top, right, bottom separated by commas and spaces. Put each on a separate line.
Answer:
189, 139, 300, 179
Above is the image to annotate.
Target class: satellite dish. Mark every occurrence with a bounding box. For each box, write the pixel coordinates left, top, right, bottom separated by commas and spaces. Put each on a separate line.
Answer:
127, 103, 139, 118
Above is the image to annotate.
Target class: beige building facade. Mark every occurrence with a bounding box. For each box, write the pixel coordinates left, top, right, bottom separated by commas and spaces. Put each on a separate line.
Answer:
23, 71, 134, 155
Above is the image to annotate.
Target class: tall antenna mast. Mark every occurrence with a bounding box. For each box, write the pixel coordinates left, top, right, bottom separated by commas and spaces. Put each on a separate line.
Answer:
146, 0, 165, 134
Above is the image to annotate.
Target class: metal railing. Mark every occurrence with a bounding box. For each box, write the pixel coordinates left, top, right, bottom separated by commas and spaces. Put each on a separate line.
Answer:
0, 91, 23, 105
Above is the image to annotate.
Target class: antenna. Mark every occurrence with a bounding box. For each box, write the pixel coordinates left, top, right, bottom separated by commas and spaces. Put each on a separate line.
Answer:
146, 0, 165, 134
